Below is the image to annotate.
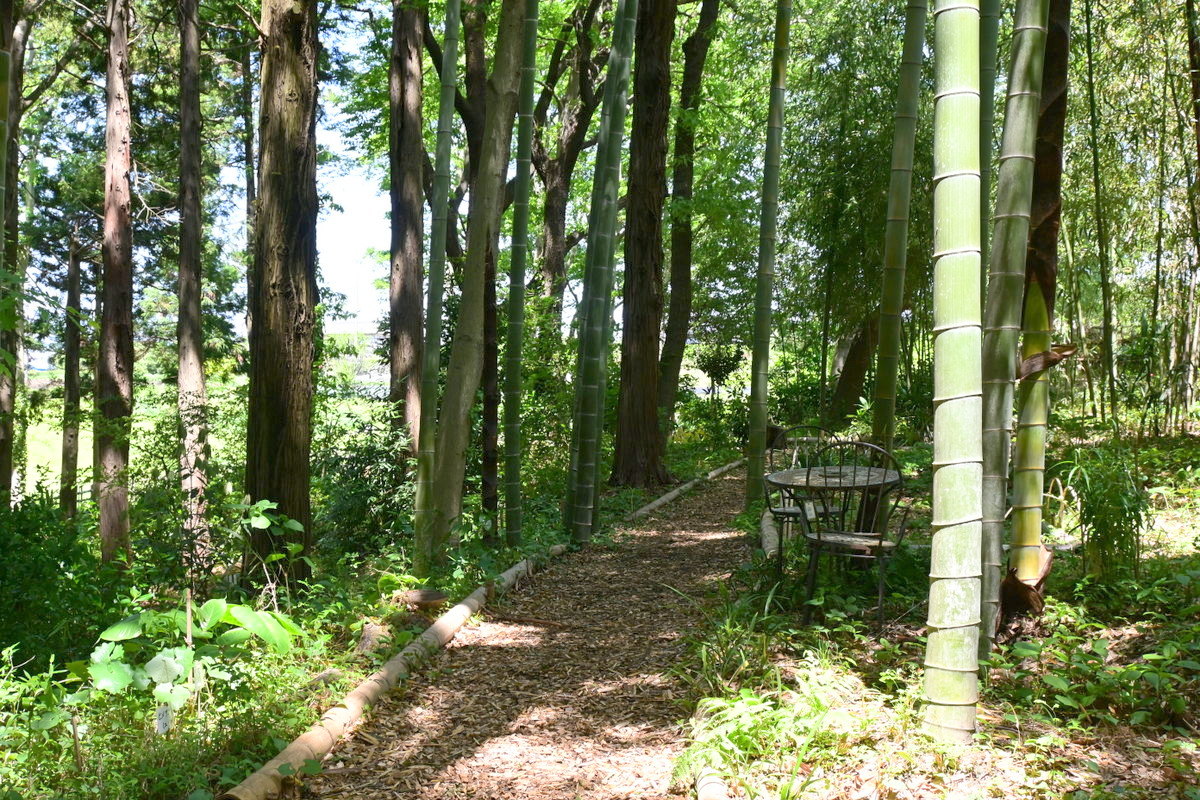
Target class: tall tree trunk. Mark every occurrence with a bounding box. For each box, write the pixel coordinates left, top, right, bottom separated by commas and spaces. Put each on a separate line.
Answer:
657, 0, 720, 430
1082, 0, 1115, 425
979, 0, 1049, 656
567, 0, 638, 541
390, 0, 424, 449
872, 0, 928, 450
60, 231, 82, 518
922, 0, 982, 744
1010, 0, 1070, 582
611, 0, 675, 489
98, 0, 135, 564
827, 314, 878, 424
178, 0, 209, 580
425, 0, 525, 561
745, 0, 790, 507
503, 0, 541, 546
412, 0, 462, 577
244, 0, 319, 584
240, 43, 256, 336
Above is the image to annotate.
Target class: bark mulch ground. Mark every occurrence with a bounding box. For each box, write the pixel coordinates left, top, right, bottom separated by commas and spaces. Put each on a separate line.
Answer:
308, 469, 748, 800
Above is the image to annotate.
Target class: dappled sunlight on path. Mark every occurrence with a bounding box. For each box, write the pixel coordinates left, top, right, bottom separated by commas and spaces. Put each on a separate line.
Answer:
309, 471, 747, 799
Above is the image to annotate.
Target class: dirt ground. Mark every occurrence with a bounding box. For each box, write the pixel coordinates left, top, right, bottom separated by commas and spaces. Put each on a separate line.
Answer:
307, 470, 748, 800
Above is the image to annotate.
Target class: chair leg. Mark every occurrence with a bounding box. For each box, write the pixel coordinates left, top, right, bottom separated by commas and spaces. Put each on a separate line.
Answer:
775, 519, 785, 584
803, 548, 820, 624
876, 556, 888, 628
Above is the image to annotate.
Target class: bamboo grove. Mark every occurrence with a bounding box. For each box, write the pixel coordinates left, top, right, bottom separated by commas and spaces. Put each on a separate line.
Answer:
0, 0, 1196, 760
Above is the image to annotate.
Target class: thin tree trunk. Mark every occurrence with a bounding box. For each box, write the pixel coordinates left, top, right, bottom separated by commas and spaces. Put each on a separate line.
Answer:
412, 0, 462, 577
979, 0, 1049, 656
503, 0, 541, 546
178, 0, 209, 580
481, 248, 500, 544
922, 0, 983, 744
389, 0, 424, 449
872, 0, 927, 450
612, 0, 675, 489
98, 0, 135, 564
657, 0, 720, 430
60, 231, 82, 518
745, 0, 790, 507
426, 0, 525, 560
1083, 0, 1116, 425
567, 0, 639, 541
244, 0, 320, 584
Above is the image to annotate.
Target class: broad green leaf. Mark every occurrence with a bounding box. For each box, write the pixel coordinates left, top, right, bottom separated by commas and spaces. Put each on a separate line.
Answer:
300, 759, 322, 775
99, 614, 143, 642
153, 683, 191, 710
89, 661, 134, 693
282, 518, 305, 532
1042, 674, 1070, 692
216, 628, 253, 646
249, 514, 272, 529
1176, 660, 1200, 671
227, 606, 292, 653
197, 599, 228, 630
268, 611, 302, 636
145, 654, 183, 684
31, 710, 69, 731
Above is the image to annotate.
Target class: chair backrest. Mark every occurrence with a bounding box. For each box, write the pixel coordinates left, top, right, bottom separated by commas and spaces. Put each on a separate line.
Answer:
804, 440, 907, 540
767, 424, 835, 472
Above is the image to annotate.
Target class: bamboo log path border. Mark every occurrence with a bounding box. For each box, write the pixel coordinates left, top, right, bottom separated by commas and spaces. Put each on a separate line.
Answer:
218, 456, 745, 800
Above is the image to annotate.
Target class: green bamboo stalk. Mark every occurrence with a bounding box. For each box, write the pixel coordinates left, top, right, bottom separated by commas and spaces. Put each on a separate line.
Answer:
745, 0, 791, 507
412, 0, 462, 577
922, 0, 983, 744
1011, 281, 1050, 580
502, 0, 540, 547
871, 0, 927, 451
567, 0, 638, 542
979, 0, 1001, 272
980, 0, 1049, 657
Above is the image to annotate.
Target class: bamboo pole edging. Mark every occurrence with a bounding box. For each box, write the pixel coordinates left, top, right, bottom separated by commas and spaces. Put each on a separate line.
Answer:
760, 510, 780, 558
694, 764, 732, 800
624, 457, 745, 522
217, 543, 569, 800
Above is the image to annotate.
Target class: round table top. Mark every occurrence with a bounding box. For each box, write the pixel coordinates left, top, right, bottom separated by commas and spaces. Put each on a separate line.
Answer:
766, 465, 900, 491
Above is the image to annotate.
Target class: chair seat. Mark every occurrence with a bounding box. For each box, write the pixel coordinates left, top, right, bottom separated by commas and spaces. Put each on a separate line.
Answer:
803, 530, 896, 554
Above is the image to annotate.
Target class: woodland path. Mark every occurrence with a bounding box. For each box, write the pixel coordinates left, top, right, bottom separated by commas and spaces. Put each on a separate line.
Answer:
309, 469, 748, 800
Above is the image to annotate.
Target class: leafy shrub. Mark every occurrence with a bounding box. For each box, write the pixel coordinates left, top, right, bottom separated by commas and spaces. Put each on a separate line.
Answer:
1055, 442, 1150, 578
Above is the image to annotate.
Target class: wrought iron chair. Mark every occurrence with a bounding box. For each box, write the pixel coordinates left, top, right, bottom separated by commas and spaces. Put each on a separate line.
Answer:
763, 425, 835, 578
800, 440, 910, 625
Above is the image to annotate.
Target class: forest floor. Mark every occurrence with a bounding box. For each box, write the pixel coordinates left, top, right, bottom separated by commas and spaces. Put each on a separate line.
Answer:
306, 469, 750, 800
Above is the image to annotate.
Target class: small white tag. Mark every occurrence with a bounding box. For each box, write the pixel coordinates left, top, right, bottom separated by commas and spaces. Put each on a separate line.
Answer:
155, 704, 173, 734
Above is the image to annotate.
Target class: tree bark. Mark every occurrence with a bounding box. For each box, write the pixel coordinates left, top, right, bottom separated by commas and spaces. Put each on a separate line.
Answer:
389, 0, 424, 449
657, 0, 720, 430
98, 0, 135, 564
244, 0, 320, 584
60, 231, 81, 518
240, 43, 256, 336
178, 0, 209, 578
426, 0, 525, 558
826, 314, 878, 425
611, 0, 675, 488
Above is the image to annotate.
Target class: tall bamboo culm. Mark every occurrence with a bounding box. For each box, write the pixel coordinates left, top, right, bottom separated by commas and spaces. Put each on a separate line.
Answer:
979, 0, 1049, 657
1011, 281, 1050, 580
922, 0, 983, 743
979, 0, 1001, 273
745, 0, 792, 507
871, 0, 927, 451
503, 0, 540, 547
412, 0, 462, 577
0, 52, 10, 389
567, 0, 638, 542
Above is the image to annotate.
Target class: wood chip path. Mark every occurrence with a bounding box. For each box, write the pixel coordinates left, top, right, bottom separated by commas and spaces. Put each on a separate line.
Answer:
308, 470, 747, 800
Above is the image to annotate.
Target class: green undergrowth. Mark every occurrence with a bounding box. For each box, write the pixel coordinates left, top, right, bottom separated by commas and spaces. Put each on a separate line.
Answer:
672, 503, 1200, 798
